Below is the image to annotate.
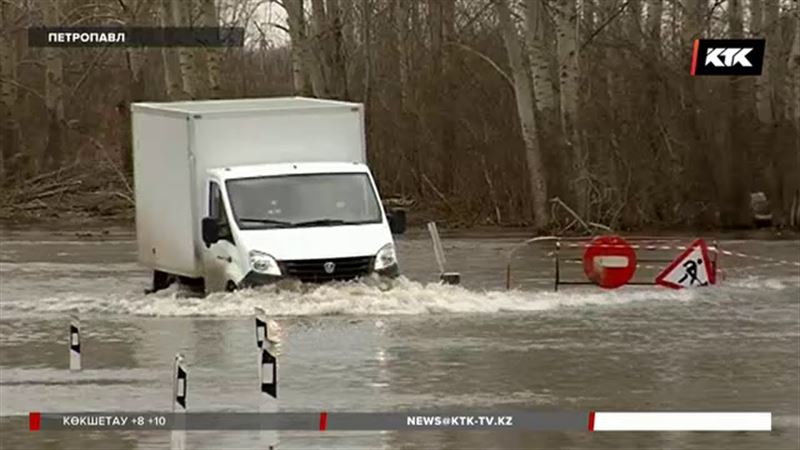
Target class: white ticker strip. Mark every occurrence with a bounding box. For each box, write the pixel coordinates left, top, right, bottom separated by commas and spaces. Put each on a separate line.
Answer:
593, 412, 771, 431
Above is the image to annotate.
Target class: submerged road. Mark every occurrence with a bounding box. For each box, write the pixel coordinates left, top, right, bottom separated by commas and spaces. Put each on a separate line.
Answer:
1, 231, 798, 449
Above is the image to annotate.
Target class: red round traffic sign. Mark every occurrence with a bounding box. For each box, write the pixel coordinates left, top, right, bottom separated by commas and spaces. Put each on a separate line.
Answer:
582, 235, 637, 289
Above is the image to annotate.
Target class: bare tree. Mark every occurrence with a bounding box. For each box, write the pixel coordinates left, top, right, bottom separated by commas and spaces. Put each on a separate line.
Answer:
201, 0, 223, 99
495, 0, 549, 228
719, 0, 751, 227
0, 0, 19, 180
430, 0, 456, 193
171, 0, 197, 98
325, 0, 349, 98
42, 0, 65, 169
523, 0, 557, 116
752, 0, 772, 124
285, 0, 313, 95
160, 0, 181, 97
395, 0, 410, 110
310, 0, 331, 96
791, 5, 800, 128
3, 0, 799, 229
789, 4, 800, 227
552, 0, 586, 214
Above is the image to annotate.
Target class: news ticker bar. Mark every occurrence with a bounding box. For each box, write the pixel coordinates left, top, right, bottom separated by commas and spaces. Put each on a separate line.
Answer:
28, 412, 771, 432
28, 27, 244, 47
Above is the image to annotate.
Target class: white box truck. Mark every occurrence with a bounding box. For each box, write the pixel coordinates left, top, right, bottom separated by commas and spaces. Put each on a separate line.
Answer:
131, 97, 405, 294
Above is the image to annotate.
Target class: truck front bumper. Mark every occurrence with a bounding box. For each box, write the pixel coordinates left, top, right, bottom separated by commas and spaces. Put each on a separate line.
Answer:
239, 263, 399, 289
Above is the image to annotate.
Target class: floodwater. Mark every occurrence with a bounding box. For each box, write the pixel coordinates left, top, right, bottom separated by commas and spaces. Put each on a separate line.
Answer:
1, 229, 799, 449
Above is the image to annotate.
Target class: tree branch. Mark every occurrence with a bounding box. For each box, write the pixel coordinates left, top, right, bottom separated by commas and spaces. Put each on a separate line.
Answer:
0, 78, 46, 103
450, 41, 514, 90
581, 1, 631, 50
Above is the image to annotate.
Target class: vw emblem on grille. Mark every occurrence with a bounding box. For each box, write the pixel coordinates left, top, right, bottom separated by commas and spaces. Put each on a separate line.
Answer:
323, 261, 336, 274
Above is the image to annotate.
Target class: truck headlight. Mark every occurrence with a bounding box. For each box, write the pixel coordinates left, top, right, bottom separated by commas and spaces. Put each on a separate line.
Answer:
249, 251, 281, 276
374, 243, 397, 271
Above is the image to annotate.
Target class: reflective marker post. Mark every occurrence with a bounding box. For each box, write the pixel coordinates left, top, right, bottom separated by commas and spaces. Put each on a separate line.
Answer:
69, 315, 81, 371
255, 309, 279, 450
171, 354, 186, 450
172, 354, 187, 411
254, 306, 278, 398
260, 346, 277, 399
254, 307, 267, 349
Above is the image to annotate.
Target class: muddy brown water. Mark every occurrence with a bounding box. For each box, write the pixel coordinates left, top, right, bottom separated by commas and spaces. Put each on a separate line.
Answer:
1, 229, 798, 449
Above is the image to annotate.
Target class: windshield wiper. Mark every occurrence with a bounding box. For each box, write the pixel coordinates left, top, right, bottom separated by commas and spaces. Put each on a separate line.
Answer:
291, 218, 359, 227
238, 217, 293, 227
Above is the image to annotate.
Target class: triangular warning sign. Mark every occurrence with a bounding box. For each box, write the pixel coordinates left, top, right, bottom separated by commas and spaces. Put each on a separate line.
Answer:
655, 239, 716, 289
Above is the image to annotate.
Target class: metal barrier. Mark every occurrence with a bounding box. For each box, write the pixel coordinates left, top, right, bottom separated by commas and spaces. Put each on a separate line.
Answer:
505, 236, 720, 291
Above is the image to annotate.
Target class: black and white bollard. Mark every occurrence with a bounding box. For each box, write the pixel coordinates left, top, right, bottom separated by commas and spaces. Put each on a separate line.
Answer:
255, 309, 279, 449
171, 354, 187, 450
260, 346, 277, 399
427, 222, 461, 285
69, 316, 81, 371
255, 307, 267, 348
172, 354, 187, 411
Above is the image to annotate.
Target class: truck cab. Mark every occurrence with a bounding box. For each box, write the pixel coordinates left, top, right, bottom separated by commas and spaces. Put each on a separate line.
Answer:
200, 162, 402, 291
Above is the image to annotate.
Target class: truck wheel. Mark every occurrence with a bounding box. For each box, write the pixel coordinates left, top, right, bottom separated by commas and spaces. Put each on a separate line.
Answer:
178, 276, 205, 297
225, 281, 238, 292
145, 270, 175, 294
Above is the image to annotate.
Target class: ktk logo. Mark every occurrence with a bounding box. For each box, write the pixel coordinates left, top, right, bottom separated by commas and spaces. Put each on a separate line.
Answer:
691, 39, 765, 76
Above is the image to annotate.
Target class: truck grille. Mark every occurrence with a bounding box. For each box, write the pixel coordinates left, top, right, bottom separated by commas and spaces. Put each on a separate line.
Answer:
279, 256, 374, 283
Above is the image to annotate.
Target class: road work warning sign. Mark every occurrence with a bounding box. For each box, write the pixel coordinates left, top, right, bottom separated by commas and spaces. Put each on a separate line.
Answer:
655, 239, 716, 289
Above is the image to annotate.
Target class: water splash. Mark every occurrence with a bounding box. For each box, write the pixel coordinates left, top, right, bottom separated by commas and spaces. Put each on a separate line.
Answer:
3, 277, 710, 318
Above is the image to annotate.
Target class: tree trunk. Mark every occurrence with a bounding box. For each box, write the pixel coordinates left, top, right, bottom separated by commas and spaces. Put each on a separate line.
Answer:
395, 0, 410, 111
326, 0, 349, 99
340, 0, 356, 83
644, 0, 665, 214
553, 0, 586, 216
0, 0, 19, 182
285, 0, 313, 96
393, 0, 420, 196
495, 0, 549, 229
441, 0, 456, 194
430, 0, 456, 194
788, 5, 800, 227
159, 0, 181, 98
42, 0, 64, 170
753, 0, 772, 123
361, 0, 373, 174
791, 6, 800, 127
751, 0, 780, 222
628, 0, 642, 45
361, 0, 372, 105
171, 0, 196, 99
201, 0, 222, 99
310, 0, 331, 97
124, 45, 145, 176
645, 0, 662, 51
524, 0, 557, 115
119, 0, 146, 176
721, 0, 751, 227
523, 0, 562, 198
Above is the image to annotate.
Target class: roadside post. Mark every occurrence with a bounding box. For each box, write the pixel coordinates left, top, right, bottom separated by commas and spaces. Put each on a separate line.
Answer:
171, 354, 187, 450
69, 315, 81, 371
427, 222, 461, 285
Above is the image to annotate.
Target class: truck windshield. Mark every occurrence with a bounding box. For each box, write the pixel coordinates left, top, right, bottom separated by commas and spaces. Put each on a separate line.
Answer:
226, 173, 383, 229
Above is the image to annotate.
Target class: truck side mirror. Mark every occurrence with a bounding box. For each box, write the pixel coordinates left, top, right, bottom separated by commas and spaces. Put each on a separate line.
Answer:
201, 217, 220, 247
387, 209, 407, 235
